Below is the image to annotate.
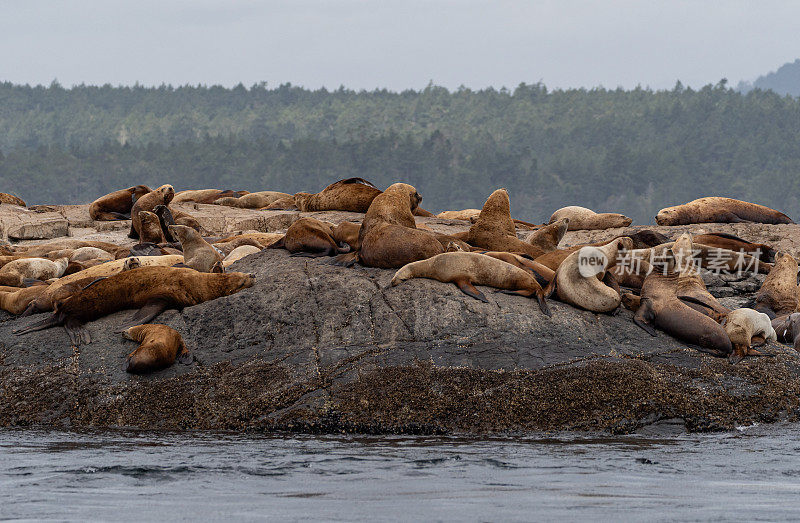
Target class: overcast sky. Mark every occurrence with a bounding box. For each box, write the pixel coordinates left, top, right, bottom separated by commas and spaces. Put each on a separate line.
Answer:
1, 0, 798, 91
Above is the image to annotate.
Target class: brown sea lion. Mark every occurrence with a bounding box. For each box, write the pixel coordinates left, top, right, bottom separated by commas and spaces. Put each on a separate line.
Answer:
545, 238, 632, 313
0, 193, 26, 207
479, 251, 555, 289
12, 239, 122, 258
391, 251, 551, 315
548, 206, 632, 230
525, 217, 569, 253
722, 308, 777, 364
268, 217, 350, 257
123, 324, 192, 374
169, 225, 224, 273
153, 204, 201, 242
15, 266, 255, 345
295, 178, 382, 213
129, 185, 175, 239
263, 196, 298, 210
633, 235, 732, 358
656, 197, 794, 225
413, 208, 435, 217
694, 233, 776, 264
773, 313, 800, 352
138, 210, 165, 244
173, 189, 245, 204
754, 253, 799, 318
437, 209, 481, 221
89, 185, 151, 221
352, 183, 443, 269
461, 189, 546, 257
332, 222, 361, 250
0, 257, 69, 287
214, 191, 292, 209
215, 232, 283, 249
0, 285, 49, 315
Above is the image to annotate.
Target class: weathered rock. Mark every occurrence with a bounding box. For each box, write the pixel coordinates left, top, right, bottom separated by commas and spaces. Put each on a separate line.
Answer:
0, 204, 69, 240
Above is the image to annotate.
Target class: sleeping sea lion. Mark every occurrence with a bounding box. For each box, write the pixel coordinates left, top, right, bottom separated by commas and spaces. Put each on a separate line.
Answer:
14, 266, 255, 345
222, 245, 262, 267
268, 217, 350, 257
214, 191, 292, 209
0, 193, 26, 207
391, 251, 551, 315
548, 206, 632, 230
123, 324, 192, 374
89, 185, 151, 221
656, 197, 794, 225
437, 209, 481, 221
0, 257, 69, 287
772, 313, 800, 352
0, 285, 50, 315
173, 189, 246, 204
754, 253, 799, 318
294, 178, 382, 213
722, 308, 777, 364
332, 222, 361, 251
694, 232, 776, 264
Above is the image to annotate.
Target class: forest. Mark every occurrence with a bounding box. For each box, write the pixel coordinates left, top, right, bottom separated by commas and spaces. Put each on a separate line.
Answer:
1, 79, 800, 224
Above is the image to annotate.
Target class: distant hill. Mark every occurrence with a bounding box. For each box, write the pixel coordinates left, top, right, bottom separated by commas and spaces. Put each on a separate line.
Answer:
738, 59, 800, 96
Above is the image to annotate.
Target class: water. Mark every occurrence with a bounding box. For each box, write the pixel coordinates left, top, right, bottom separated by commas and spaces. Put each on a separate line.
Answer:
2, 425, 800, 521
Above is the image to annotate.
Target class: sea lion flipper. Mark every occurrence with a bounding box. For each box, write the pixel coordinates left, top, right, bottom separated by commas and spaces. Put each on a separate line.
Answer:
110, 212, 131, 220
267, 236, 286, 249
454, 278, 488, 303
633, 301, 657, 337
177, 351, 194, 365
327, 252, 359, 267
65, 317, 90, 346
13, 313, 63, 336
120, 298, 170, 330
22, 278, 45, 288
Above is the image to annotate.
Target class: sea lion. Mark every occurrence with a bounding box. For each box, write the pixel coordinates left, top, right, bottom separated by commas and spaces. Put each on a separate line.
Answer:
15, 266, 255, 345
215, 191, 293, 209
722, 308, 777, 363
222, 245, 262, 267
545, 238, 633, 313
137, 210, 166, 244
0, 285, 49, 315
548, 206, 632, 230
294, 178, 382, 213
461, 189, 546, 257
89, 185, 151, 221
694, 233, 777, 264
129, 184, 175, 239
391, 251, 551, 315
215, 232, 284, 246
479, 251, 555, 289
352, 183, 444, 269
123, 324, 192, 374
268, 217, 350, 257
213, 238, 265, 256
437, 209, 481, 221
633, 235, 732, 358
69, 247, 114, 263
772, 313, 800, 352
525, 218, 569, 253
20, 255, 184, 316
0, 257, 69, 287
656, 197, 794, 225
173, 189, 245, 204
12, 239, 122, 258
169, 225, 224, 273
264, 195, 298, 210
152, 204, 202, 242
332, 222, 361, 250
754, 253, 799, 318
0, 193, 26, 207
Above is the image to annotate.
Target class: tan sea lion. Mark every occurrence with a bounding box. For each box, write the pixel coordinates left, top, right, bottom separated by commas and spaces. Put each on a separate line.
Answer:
0, 257, 69, 287
391, 251, 551, 315
461, 189, 546, 257
545, 238, 632, 313
138, 210, 166, 244
222, 245, 262, 267
548, 206, 632, 230
352, 183, 443, 268
12, 239, 122, 258
722, 308, 777, 364
89, 185, 151, 221
656, 197, 794, 225
213, 238, 265, 256
15, 266, 255, 345
263, 195, 298, 210
0, 285, 49, 315
754, 253, 799, 318
123, 324, 192, 374
215, 191, 293, 209
294, 178, 382, 213
69, 247, 114, 263
173, 189, 245, 204
437, 209, 481, 221
479, 251, 555, 288
0, 193, 26, 207
525, 218, 569, 253
169, 225, 224, 273
129, 184, 175, 239
268, 217, 350, 257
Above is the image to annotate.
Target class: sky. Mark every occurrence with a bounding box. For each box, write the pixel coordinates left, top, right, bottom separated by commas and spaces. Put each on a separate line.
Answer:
1, 0, 799, 91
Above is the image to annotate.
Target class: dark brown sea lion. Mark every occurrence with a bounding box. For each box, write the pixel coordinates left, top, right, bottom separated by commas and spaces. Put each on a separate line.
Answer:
548, 206, 632, 230
173, 189, 245, 204
772, 313, 800, 352
138, 210, 165, 244
525, 217, 569, 253
14, 266, 255, 345
89, 185, 151, 221
332, 222, 361, 250
0, 192, 26, 207
153, 204, 201, 242
268, 217, 350, 257
694, 233, 777, 264
633, 234, 732, 359
754, 253, 799, 318
169, 225, 224, 272
391, 251, 551, 315
460, 189, 547, 258
294, 178, 382, 213
129, 185, 175, 239
123, 324, 192, 374
656, 197, 794, 225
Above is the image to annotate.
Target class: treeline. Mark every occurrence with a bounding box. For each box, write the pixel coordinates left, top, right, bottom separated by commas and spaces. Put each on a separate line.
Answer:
1, 80, 800, 223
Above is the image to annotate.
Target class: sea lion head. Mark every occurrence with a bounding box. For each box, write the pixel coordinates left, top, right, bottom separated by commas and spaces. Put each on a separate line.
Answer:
155, 184, 175, 205
655, 206, 679, 226
123, 257, 142, 271
168, 224, 200, 246
214, 197, 239, 207
218, 271, 256, 294
131, 185, 151, 202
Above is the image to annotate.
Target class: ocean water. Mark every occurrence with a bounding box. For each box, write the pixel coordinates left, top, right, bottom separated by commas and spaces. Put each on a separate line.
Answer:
2, 424, 800, 521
